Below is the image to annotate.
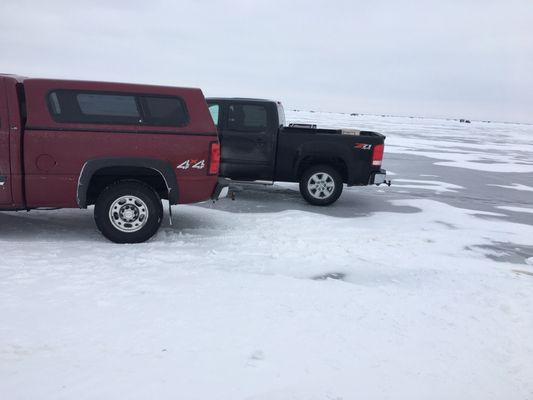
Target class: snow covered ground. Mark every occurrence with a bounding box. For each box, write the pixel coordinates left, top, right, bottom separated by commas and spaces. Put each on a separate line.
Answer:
1, 111, 533, 400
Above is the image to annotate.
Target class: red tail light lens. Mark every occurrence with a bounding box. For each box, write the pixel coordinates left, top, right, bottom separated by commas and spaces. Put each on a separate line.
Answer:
209, 142, 220, 174
372, 144, 384, 167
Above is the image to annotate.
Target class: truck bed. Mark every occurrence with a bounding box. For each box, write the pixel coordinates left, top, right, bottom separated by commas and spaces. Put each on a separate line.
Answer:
282, 125, 385, 139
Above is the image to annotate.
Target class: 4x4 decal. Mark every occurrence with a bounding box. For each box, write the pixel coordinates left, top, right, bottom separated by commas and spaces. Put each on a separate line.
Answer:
177, 159, 206, 170
192, 160, 205, 169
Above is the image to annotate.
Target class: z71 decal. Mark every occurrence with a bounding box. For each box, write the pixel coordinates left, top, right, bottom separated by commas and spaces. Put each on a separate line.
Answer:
177, 159, 206, 170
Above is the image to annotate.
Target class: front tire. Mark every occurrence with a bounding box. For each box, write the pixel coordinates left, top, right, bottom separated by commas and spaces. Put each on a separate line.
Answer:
299, 165, 343, 206
94, 181, 163, 243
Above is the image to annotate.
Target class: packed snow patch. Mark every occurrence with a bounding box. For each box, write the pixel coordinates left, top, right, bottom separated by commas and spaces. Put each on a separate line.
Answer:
497, 206, 533, 214
393, 179, 464, 193
488, 183, 533, 192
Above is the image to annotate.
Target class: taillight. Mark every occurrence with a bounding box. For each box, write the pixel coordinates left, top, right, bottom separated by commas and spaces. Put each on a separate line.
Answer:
209, 142, 220, 174
372, 144, 384, 167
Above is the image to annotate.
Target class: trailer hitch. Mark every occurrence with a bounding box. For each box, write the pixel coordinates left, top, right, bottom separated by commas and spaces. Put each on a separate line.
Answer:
377, 180, 392, 187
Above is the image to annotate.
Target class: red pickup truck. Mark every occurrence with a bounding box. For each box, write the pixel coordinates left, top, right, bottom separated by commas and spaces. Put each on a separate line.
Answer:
0, 74, 225, 243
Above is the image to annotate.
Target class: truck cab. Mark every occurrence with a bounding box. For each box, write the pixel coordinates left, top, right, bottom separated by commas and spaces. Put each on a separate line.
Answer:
206, 98, 284, 181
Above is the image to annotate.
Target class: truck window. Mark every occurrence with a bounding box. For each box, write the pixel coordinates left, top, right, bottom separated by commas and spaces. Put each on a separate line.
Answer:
49, 92, 61, 114
77, 93, 139, 117
48, 90, 141, 125
139, 96, 188, 127
47, 90, 189, 127
228, 104, 267, 132
208, 104, 219, 126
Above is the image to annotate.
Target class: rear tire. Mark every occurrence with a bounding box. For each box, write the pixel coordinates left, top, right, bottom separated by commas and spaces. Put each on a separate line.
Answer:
94, 181, 163, 243
299, 164, 343, 206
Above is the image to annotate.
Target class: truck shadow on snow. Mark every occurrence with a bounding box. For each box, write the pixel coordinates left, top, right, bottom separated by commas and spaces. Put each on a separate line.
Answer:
0, 209, 100, 242
197, 184, 420, 218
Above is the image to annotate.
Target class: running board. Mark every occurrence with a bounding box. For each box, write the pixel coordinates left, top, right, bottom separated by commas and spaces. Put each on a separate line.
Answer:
222, 178, 274, 186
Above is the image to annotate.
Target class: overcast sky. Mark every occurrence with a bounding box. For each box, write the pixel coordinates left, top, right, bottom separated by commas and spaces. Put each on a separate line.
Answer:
1, 0, 531, 123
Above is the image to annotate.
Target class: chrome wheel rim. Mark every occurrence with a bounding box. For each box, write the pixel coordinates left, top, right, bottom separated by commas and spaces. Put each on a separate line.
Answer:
307, 172, 335, 199
108, 195, 149, 233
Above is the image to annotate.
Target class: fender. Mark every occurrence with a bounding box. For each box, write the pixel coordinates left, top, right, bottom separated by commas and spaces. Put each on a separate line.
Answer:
293, 141, 353, 179
77, 157, 178, 208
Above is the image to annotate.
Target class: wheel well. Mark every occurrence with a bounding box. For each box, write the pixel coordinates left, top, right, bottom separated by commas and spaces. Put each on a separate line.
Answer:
297, 156, 348, 182
85, 166, 169, 206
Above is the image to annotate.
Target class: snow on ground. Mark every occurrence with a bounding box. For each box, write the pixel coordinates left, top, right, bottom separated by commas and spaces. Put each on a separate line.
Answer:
391, 179, 464, 193
1, 111, 533, 400
488, 183, 533, 192
497, 206, 533, 215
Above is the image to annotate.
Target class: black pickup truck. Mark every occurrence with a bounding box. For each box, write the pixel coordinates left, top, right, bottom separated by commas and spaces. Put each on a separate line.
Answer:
207, 98, 388, 206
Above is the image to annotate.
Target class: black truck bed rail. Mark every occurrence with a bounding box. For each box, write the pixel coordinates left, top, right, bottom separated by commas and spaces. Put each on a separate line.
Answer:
283, 126, 385, 138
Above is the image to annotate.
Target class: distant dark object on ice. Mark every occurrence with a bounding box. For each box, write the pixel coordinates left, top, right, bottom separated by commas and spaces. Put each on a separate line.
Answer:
312, 272, 346, 281
350, 113, 359, 116
459, 119, 471, 124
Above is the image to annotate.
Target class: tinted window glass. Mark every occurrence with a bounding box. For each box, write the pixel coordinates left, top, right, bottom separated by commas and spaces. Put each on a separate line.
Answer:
228, 104, 267, 132
140, 96, 188, 126
48, 90, 140, 125
208, 104, 219, 126
77, 93, 139, 117
49, 92, 61, 114
47, 90, 188, 127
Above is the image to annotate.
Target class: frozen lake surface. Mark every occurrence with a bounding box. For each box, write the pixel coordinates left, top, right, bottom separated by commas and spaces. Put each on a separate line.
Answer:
1, 111, 532, 399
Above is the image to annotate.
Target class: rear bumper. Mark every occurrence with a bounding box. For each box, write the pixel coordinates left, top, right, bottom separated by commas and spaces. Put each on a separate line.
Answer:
369, 169, 390, 186
211, 178, 230, 200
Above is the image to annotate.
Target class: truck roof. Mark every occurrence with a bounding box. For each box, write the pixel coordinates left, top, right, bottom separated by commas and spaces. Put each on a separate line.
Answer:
0, 73, 27, 82
207, 97, 281, 104
0, 74, 202, 93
